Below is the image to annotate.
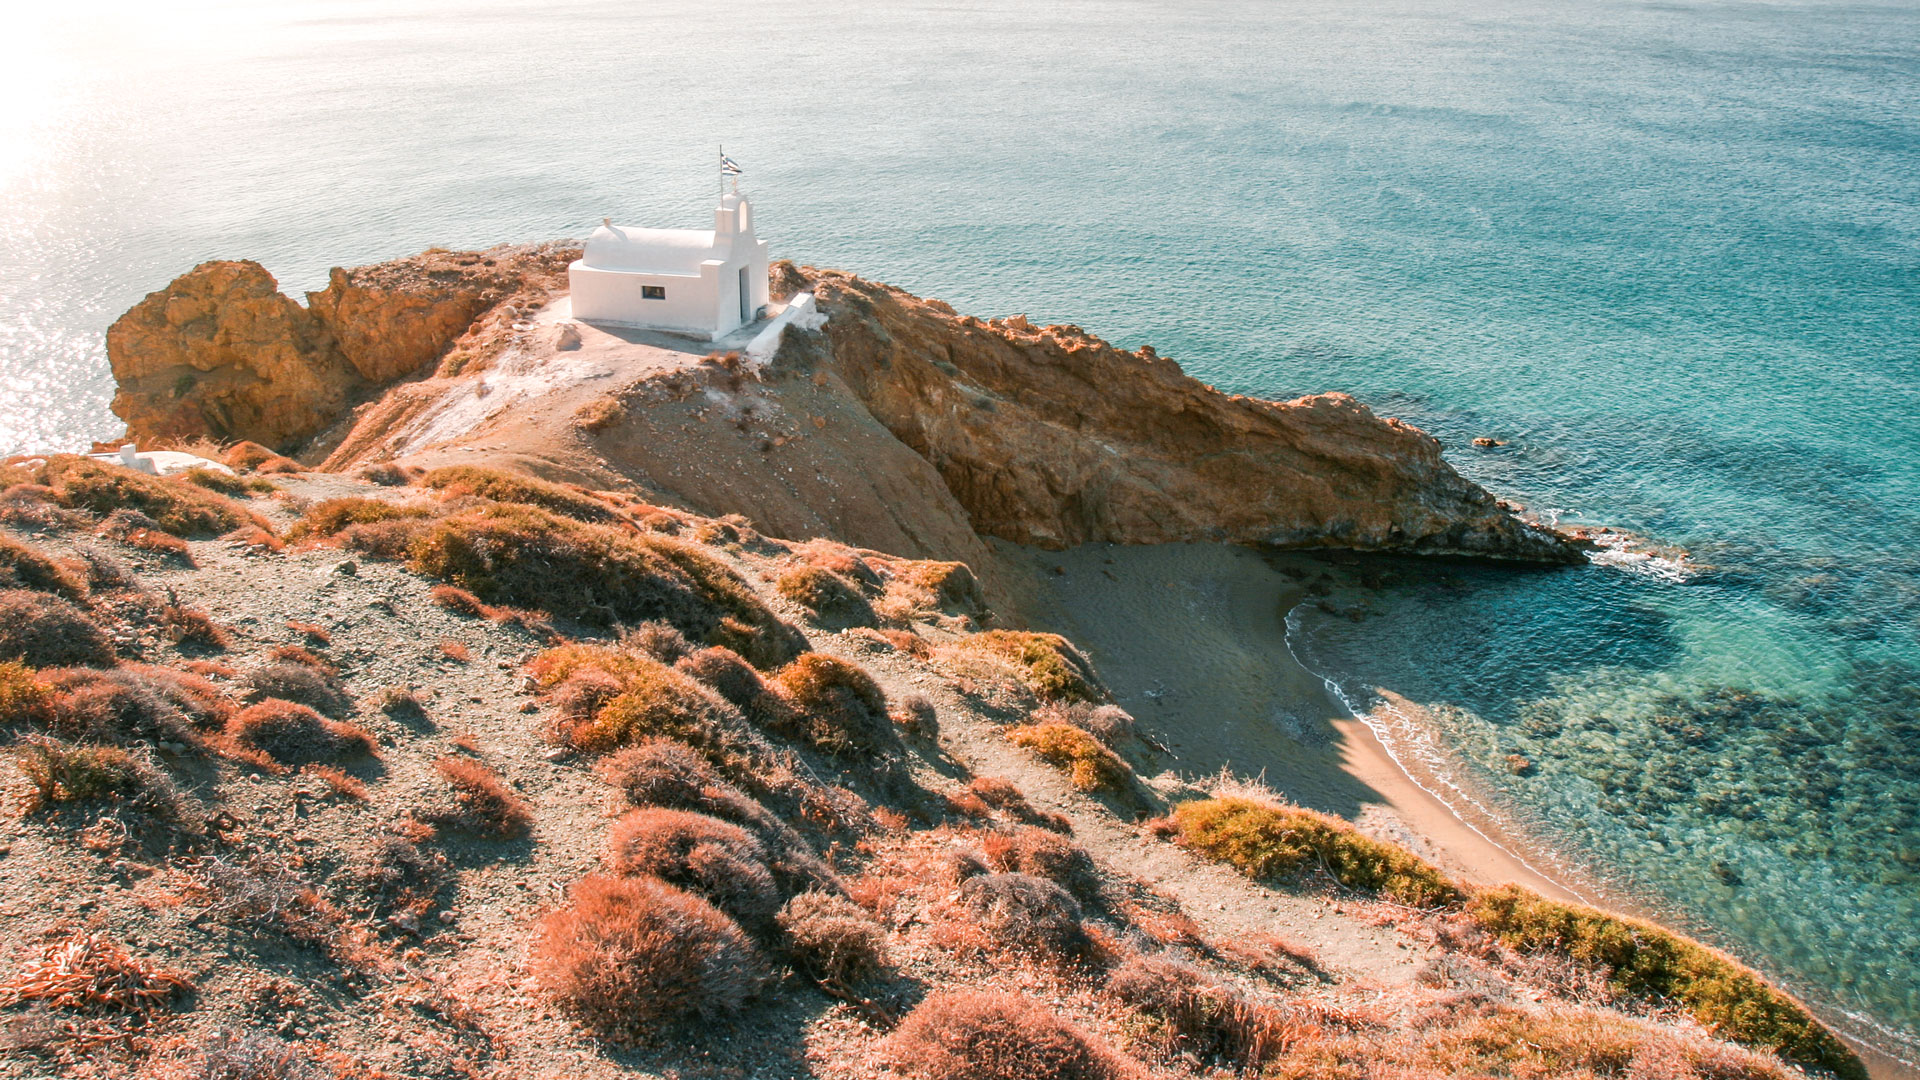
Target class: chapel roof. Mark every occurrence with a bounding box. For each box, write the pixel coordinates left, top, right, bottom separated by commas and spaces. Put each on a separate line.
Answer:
581, 224, 722, 276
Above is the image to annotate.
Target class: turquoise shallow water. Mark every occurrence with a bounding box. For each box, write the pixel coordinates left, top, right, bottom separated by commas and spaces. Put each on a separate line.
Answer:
2, 0, 1916, 1061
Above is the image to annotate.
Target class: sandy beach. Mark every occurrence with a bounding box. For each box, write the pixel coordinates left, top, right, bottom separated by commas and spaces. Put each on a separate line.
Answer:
999, 538, 1581, 904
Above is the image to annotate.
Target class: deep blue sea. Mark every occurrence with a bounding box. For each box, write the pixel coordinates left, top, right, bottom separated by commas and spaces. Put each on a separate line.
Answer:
3, 0, 1916, 1063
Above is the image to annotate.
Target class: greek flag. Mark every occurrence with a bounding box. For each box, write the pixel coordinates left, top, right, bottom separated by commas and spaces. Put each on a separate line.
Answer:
720, 153, 742, 176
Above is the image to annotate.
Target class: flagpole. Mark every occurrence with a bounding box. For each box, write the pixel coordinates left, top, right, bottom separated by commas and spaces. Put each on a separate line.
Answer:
719, 145, 725, 203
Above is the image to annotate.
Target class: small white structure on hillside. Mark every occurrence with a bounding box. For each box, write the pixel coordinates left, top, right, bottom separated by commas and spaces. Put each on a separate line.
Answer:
568, 189, 770, 340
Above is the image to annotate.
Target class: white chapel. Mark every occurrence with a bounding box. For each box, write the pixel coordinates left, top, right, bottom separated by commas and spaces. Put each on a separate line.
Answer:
567, 188, 770, 340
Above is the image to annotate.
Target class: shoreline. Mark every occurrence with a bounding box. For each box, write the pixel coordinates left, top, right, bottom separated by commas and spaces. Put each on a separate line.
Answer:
997, 539, 1580, 902
1001, 537, 1915, 1080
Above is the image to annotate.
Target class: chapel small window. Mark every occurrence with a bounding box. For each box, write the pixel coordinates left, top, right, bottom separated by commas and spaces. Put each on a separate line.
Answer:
642, 285, 666, 300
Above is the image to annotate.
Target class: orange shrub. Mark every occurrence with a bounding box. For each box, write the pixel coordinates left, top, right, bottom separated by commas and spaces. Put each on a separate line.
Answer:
777, 891, 888, 984
605, 808, 780, 929
438, 640, 471, 663
227, 700, 375, 765
952, 631, 1103, 703
957, 873, 1088, 957
0, 534, 86, 601
885, 990, 1140, 1080
160, 604, 230, 650
769, 653, 895, 759
982, 827, 1099, 900
432, 756, 530, 837
0, 590, 115, 668
1005, 723, 1130, 794
534, 873, 767, 1038
533, 646, 740, 755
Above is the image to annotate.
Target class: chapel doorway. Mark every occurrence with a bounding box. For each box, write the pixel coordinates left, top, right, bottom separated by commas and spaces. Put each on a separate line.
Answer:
739, 267, 750, 324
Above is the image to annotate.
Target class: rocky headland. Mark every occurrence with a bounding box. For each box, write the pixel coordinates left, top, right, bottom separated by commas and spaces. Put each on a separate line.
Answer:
0, 248, 1871, 1080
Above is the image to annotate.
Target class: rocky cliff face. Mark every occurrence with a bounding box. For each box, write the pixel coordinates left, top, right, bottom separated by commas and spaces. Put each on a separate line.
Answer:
107, 244, 577, 449
797, 268, 1576, 560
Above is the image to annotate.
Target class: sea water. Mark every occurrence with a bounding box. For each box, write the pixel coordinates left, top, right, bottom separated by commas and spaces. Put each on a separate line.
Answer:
3, 0, 1915, 1061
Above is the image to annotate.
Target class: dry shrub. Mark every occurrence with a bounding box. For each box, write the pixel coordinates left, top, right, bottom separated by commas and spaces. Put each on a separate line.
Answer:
43, 664, 232, 743
431, 756, 530, 837
1006, 723, 1131, 794
429, 583, 486, 616
574, 395, 627, 433
417, 465, 616, 523
303, 764, 367, 800
885, 990, 1140, 1080
32, 455, 266, 537
1109, 954, 1303, 1070
0, 590, 115, 667
532, 645, 743, 755
605, 807, 781, 929
970, 776, 1071, 832
357, 462, 413, 486
775, 564, 875, 626
958, 872, 1088, 956
769, 652, 896, 759
179, 466, 275, 497
777, 891, 888, 984
1034, 700, 1135, 747
0, 534, 86, 600
184, 660, 235, 679
596, 739, 765, 825
982, 827, 1099, 900
1171, 797, 1461, 909
676, 645, 789, 725
892, 692, 939, 736
192, 1026, 328, 1080
13, 736, 176, 815
95, 508, 193, 560
223, 441, 299, 473
0, 931, 190, 1014
0, 482, 87, 530
222, 524, 284, 553
160, 604, 230, 650
266, 644, 333, 672
534, 873, 767, 1038
0, 660, 54, 727
410, 504, 803, 666
438, 640, 471, 663
73, 545, 137, 591
1264, 1002, 1795, 1080
287, 497, 437, 553
1468, 885, 1861, 1078
245, 662, 353, 718
333, 831, 446, 917
622, 619, 692, 664
952, 630, 1103, 703
228, 700, 375, 766
285, 620, 331, 645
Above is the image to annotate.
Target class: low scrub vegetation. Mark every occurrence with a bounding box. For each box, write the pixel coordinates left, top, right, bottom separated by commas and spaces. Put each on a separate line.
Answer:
885, 990, 1140, 1080
605, 807, 782, 929
0, 660, 54, 727
532, 644, 744, 756
245, 661, 353, 718
1109, 953, 1299, 1072
0, 534, 86, 600
13, 737, 172, 813
228, 700, 376, 766
957, 871, 1089, 956
768, 653, 895, 760
775, 563, 875, 626
27, 455, 267, 537
0, 930, 191, 1014
418, 465, 616, 523
777, 891, 888, 984
953, 630, 1103, 703
178, 467, 276, 497
1006, 723, 1131, 794
0, 590, 115, 668
431, 756, 531, 837
1468, 884, 1863, 1078
982, 827, 1100, 900
411, 504, 800, 667
534, 873, 768, 1038
1170, 796, 1461, 908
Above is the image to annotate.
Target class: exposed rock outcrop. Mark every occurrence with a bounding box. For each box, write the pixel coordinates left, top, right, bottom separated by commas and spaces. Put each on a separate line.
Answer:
799, 269, 1577, 560
107, 244, 577, 449
106, 245, 1575, 565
